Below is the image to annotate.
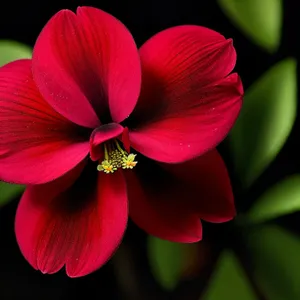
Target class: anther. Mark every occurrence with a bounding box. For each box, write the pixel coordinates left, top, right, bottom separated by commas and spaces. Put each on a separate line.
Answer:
97, 140, 138, 174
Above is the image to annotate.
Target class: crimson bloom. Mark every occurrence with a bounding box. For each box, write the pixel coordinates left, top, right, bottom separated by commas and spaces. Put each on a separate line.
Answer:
0, 7, 242, 277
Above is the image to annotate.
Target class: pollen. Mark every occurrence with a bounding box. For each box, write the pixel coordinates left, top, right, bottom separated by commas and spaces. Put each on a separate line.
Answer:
97, 141, 138, 174
122, 154, 138, 169
97, 160, 117, 173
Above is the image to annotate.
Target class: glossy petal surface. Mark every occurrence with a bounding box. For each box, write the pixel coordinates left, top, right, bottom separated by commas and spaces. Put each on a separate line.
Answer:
0, 59, 89, 184
129, 26, 241, 163
127, 150, 235, 242
33, 7, 141, 127
15, 163, 128, 277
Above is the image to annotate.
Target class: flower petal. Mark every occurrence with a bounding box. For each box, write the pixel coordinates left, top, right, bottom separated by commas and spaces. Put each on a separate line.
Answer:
161, 149, 235, 223
140, 25, 236, 95
32, 6, 141, 127
15, 162, 128, 277
128, 25, 241, 163
129, 73, 242, 163
90, 123, 124, 161
125, 164, 202, 243
0, 59, 89, 184
126, 149, 234, 242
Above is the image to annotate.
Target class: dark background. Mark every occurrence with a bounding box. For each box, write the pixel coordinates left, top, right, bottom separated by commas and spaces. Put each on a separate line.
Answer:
0, 0, 299, 299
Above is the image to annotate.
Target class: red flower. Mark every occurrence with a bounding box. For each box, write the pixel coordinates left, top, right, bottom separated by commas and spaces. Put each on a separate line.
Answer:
0, 7, 242, 277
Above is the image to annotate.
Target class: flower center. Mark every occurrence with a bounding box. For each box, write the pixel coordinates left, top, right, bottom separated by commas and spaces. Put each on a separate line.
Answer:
97, 140, 138, 174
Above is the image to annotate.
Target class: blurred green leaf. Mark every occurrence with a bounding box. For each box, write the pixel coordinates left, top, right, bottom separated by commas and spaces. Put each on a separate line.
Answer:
0, 40, 32, 66
246, 225, 300, 300
247, 175, 300, 223
229, 58, 297, 188
147, 236, 186, 290
218, 0, 282, 52
203, 251, 257, 300
0, 182, 24, 207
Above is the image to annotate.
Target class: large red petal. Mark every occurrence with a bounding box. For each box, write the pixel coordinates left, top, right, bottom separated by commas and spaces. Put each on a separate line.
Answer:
130, 73, 242, 162
128, 25, 242, 163
126, 149, 234, 242
126, 164, 202, 243
161, 149, 235, 223
32, 7, 141, 127
15, 162, 128, 277
0, 59, 89, 184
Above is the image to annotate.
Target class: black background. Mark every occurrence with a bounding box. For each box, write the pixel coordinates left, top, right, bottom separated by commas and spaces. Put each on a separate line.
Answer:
0, 1, 299, 299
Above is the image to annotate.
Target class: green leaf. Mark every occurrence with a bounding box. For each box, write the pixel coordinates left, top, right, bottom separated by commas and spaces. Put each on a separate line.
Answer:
247, 175, 300, 223
246, 225, 300, 300
147, 236, 186, 290
0, 40, 32, 66
0, 182, 24, 207
228, 58, 297, 188
203, 251, 257, 300
218, 0, 282, 53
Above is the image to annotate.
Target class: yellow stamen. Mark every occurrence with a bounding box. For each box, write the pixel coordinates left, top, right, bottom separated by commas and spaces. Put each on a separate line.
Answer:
97, 159, 117, 174
97, 140, 138, 174
122, 154, 138, 169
